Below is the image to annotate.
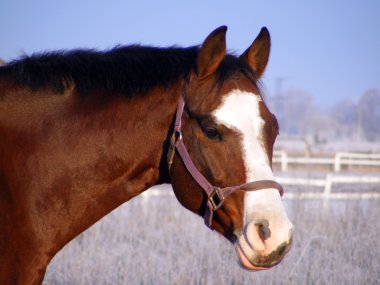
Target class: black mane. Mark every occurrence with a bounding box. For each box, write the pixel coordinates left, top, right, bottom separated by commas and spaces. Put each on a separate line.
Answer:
0, 45, 257, 97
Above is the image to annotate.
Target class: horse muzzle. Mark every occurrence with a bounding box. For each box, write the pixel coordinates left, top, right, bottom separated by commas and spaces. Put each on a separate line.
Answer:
235, 221, 293, 271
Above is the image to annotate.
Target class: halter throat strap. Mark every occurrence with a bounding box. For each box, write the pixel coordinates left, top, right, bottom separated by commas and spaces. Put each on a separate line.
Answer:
167, 88, 284, 228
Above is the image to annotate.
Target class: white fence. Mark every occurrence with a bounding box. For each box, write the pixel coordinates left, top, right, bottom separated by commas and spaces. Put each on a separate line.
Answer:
142, 151, 380, 202
272, 151, 380, 200
277, 174, 380, 201
273, 151, 380, 172
143, 173, 380, 202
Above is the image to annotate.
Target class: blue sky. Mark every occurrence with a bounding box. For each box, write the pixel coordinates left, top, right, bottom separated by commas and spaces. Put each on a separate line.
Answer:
1, 0, 379, 109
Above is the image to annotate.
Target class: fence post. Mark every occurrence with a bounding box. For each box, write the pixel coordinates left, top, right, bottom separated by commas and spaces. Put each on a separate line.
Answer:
281, 151, 288, 171
334, 153, 341, 172
323, 174, 333, 208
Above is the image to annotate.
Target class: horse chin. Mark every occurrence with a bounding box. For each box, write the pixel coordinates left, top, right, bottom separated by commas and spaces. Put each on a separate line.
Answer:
233, 226, 292, 271
235, 243, 274, 271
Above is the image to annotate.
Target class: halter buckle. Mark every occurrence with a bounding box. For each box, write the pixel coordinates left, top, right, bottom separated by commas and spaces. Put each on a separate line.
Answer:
208, 187, 224, 211
167, 131, 182, 171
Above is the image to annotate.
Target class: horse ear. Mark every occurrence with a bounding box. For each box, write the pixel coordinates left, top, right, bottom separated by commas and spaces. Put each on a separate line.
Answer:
240, 27, 271, 78
196, 26, 227, 80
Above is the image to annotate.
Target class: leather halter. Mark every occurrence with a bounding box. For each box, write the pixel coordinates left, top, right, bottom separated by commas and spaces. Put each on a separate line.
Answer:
167, 87, 284, 229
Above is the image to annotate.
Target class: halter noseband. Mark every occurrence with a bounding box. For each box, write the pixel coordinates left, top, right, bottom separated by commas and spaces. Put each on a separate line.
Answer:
167, 87, 284, 229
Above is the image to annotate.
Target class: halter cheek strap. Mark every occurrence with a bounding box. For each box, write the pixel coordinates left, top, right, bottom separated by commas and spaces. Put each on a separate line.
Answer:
167, 89, 284, 228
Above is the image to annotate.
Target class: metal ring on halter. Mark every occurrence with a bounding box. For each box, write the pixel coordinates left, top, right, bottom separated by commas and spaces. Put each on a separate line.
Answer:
208, 187, 225, 211
176, 131, 182, 141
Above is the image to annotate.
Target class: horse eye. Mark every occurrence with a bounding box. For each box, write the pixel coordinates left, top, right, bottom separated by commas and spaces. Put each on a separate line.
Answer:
204, 127, 222, 141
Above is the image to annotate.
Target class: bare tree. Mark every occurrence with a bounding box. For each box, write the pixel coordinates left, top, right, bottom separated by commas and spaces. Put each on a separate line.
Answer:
269, 88, 317, 137
307, 112, 338, 143
268, 87, 380, 143
357, 89, 380, 142
330, 99, 359, 140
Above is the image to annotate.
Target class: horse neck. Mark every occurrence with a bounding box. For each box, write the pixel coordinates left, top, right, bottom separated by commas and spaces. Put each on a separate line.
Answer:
0, 80, 182, 260
120, 84, 181, 185
82, 82, 182, 205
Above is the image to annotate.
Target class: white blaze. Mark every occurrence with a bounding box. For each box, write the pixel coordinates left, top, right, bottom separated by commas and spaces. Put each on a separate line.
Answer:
213, 89, 291, 234
213, 89, 272, 182
213, 90, 273, 182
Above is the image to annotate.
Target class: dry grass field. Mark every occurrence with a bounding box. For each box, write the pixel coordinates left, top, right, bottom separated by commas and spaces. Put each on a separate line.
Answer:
43, 184, 380, 285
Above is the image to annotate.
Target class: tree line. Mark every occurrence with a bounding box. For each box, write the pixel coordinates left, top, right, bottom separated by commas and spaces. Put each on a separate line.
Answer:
267, 88, 380, 143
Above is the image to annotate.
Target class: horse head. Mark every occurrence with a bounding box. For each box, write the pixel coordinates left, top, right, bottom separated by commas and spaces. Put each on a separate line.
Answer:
169, 26, 293, 270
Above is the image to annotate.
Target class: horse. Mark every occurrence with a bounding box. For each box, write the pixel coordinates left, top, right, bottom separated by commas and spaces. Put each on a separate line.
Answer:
0, 26, 293, 284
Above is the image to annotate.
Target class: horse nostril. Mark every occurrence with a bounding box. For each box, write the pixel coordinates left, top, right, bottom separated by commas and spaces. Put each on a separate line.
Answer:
254, 219, 271, 241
